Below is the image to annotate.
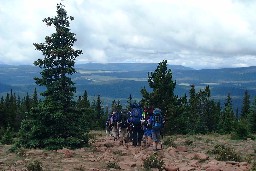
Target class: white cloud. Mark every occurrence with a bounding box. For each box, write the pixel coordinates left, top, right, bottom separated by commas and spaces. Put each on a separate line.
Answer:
1, 0, 256, 69
85, 49, 108, 63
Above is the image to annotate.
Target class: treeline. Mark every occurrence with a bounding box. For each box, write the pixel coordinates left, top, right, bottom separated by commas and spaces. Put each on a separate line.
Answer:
0, 89, 108, 144
0, 62, 256, 147
139, 60, 256, 140
164, 85, 255, 137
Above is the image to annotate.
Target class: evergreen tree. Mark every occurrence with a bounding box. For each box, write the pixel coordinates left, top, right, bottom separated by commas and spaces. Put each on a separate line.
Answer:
241, 90, 250, 119
32, 88, 39, 107
116, 100, 122, 112
141, 60, 177, 134
111, 100, 117, 112
186, 85, 216, 134
248, 96, 256, 133
218, 94, 235, 134
77, 90, 90, 109
96, 95, 102, 118
81, 90, 90, 108
24, 93, 31, 112
195, 89, 209, 133
207, 100, 221, 132
141, 60, 176, 113
0, 96, 5, 128
76, 96, 82, 108
96, 95, 106, 129
18, 3, 88, 150
187, 84, 198, 133
33, 4, 82, 108
173, 94, 189, 134
127, 94, 132, 110
4, 91, 18, 129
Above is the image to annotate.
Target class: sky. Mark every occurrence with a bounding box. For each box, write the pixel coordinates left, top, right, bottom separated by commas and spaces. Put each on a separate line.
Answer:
1, 0, 256, 69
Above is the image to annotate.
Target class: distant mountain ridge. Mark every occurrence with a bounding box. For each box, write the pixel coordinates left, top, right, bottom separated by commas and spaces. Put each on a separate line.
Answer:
75, 63, 194, 71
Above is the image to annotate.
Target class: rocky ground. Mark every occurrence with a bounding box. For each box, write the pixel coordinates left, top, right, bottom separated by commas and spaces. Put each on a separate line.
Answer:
0, 131, 255, 171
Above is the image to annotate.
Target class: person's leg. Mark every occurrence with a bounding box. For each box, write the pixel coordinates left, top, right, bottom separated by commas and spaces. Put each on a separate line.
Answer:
105, 127, 109, 137
123, 129, 128, 144
128, 128, 133, 143
132, 128, 138, 146
112, 126, 118, 141
151, 131, 157, 150
119, 128, 123, 145
155, 131, 161, 150
147, 131, 152, 147
137, 128, 143, 146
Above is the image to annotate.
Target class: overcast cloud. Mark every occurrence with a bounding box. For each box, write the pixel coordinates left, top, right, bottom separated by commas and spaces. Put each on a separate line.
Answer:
1, 0, 256, 69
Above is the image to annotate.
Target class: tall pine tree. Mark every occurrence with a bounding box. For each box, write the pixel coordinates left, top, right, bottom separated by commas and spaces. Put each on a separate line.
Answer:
141, 60, 177, 134
18, 3, 88, 150
218, 94, 235, 134
248, 96, 256, 133
241, 90, 250, 119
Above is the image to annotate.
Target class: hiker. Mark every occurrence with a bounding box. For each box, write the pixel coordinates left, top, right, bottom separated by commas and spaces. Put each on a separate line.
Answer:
150, 108, 163, 151
105, 116, 112, 137
142, 110, 153, 147
127, 111, 134, 143
130, 103, 143, 146
110, 111, 119, 141
118, 110, 129, 146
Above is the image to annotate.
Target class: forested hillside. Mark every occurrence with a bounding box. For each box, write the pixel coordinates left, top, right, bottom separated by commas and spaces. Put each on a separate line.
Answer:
1, 63, 256, 109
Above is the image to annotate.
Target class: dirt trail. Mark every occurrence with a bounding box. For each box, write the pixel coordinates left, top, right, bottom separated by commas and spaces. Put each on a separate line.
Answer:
0, 132, 254, 170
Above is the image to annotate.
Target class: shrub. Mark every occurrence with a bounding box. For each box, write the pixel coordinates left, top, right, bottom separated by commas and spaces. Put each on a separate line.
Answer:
0, 127, 14, 145
26, 160, 43, 171
231, 120, 251, 140
74, 165, 85, 171
143, 153, 165, 171
162, 137, 176, 147
208, 144, 242, 162
104, 142, 114, 148
15, 147, 27, 157
113, 150, 125, 156
251, 162, 256, 171
184, 139, 193, 146
8, 145, 27, 157
106, 162, 121, 169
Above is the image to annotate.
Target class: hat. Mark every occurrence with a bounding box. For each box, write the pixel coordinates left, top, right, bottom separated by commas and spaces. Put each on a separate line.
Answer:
153, 108, 161, 115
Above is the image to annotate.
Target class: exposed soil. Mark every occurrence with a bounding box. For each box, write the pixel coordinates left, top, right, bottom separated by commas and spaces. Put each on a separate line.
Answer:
0, 131, 255, 171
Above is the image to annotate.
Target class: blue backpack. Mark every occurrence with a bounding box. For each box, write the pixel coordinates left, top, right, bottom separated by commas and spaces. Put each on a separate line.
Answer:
151, 108, 163, 131
131, 107, 142, 126
110, 112, 119, 126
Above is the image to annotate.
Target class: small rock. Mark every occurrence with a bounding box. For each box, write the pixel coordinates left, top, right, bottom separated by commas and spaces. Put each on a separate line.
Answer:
165, 165, 179, 171
179, 166, 196, 171
226, 161, 239, 166
15, 160, 24, 165
194, 153, 209, 160
0, 159, 7, 164
89, 168, 99, 171
130, 163, 137, 167
239, 162, 249, 166
176, 146, 188, 152
206, 166, 222, 171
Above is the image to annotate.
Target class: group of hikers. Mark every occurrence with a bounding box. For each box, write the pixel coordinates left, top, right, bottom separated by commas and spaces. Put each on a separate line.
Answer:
105, 103, 164, 151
